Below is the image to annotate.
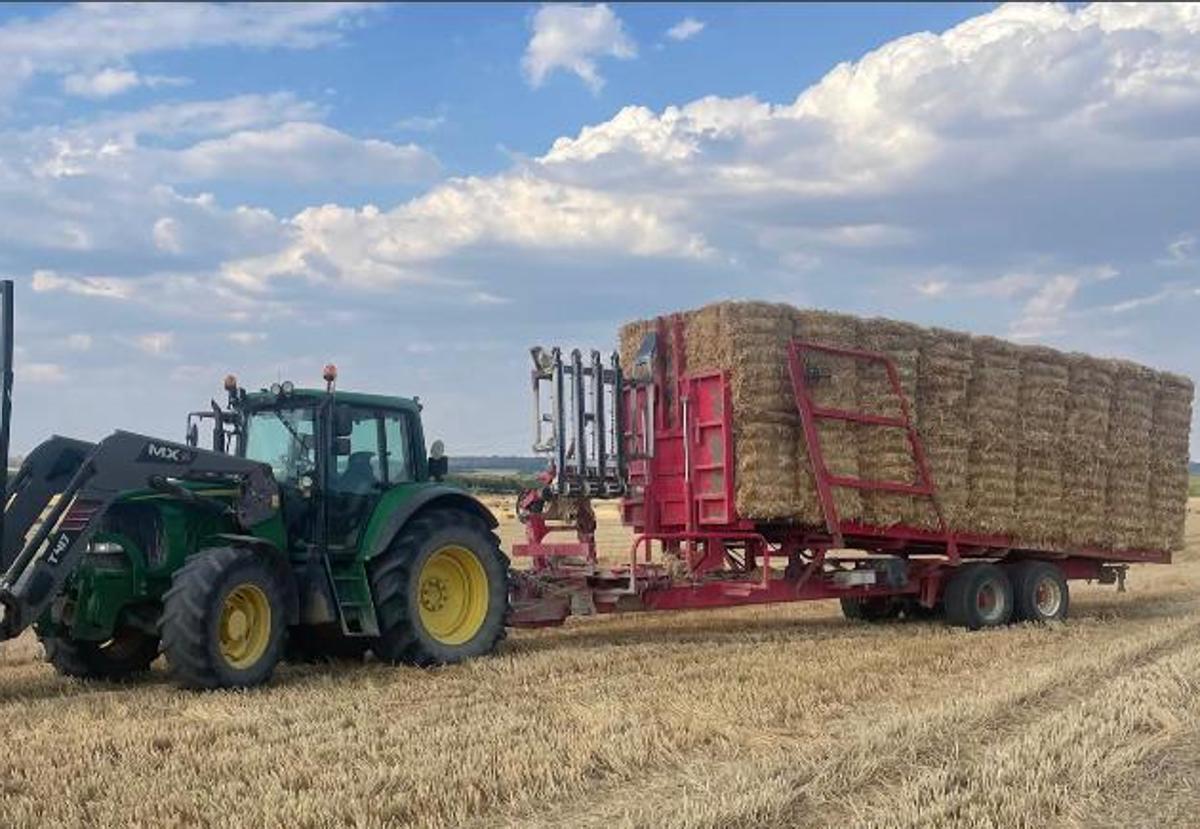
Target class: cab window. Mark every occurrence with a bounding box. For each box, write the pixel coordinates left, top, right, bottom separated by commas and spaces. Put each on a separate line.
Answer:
330, 408, 415, 492
244, 407, 317, 484
331, 410, 383, 494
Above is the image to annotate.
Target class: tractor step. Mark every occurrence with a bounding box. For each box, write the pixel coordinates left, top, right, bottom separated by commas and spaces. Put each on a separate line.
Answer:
326, 563, 379, 637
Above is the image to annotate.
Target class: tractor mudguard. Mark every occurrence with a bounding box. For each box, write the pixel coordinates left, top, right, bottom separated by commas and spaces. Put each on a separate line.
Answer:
362, 486, 497, 562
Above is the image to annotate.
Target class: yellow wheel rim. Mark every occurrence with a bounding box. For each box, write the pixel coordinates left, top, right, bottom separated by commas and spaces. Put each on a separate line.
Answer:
219, 584, 272, 670
417, 545, 489, 646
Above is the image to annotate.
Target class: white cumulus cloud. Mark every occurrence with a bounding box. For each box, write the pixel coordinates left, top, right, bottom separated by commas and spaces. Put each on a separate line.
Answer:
170, 122, 439, 185
666, 18, 705, 42
62, 67, 141, 98
522, 4, 636, 92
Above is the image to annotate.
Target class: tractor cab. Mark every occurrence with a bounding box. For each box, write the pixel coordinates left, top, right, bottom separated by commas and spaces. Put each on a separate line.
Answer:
186, 367, 448, 556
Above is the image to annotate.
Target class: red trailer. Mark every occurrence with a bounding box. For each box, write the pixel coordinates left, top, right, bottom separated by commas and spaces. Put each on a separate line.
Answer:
508, 315, 1167, 631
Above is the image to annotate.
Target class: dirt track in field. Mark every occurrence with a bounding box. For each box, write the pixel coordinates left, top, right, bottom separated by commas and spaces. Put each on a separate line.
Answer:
0, 500, 1197, 828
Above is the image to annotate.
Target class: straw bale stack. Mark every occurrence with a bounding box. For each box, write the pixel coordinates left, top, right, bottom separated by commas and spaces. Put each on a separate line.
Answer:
1014, 347, 1070, 547
793, 309, 863, 522
1104, 362, 1157, 550
616, 301, 1193, 553
915, 330, 973, 530
1062, 355, 1114, 548
1149, 373, 1193, 551
857, 319, 925, 527
965, 337, 1021, 535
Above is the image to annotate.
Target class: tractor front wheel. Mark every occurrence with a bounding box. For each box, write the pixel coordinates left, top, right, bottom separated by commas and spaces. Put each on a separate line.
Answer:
370, 509, 509, 666
161, 547, 287, 689
43, 627, 159, 681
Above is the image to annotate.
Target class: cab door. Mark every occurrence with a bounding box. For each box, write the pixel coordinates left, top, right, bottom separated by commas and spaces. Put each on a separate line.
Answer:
325, 405, 417, 552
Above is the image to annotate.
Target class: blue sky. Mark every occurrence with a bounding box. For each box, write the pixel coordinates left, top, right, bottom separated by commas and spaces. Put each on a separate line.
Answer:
0, 2, 1197, 458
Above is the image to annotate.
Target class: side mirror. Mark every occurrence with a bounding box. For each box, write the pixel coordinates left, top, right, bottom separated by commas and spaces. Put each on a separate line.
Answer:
428, 439, 447, 481
334, 405, 354, 437
334, 436, 352, 456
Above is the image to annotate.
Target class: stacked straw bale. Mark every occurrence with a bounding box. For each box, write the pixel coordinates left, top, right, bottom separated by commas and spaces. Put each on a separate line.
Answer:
1149, 374, 1194, 551
792, 309, 863, 523
915, 330, 973, 530
1104, 362, 1158, 550
857, 319, 924, 528
616, 301, 1193, 552
965, 337, 1022, 536
1014, 347, 1069, 548
1062, 356, 1114, 548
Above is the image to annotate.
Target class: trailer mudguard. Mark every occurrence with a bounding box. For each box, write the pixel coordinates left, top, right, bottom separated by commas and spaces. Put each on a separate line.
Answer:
361, 485, 498, 562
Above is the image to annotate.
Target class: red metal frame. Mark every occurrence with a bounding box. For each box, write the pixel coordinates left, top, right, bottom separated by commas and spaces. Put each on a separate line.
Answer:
508, 325, 1171, 628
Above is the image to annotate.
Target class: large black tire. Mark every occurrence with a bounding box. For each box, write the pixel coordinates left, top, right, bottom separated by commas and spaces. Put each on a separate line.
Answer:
944, 563, 1014, 630
1009, 561, 1069, 623
161, 547, 287, 689
42, 627, 159, 681
369, 509, 509, 666
285, 623, 370, 664
840, 596, 902, 623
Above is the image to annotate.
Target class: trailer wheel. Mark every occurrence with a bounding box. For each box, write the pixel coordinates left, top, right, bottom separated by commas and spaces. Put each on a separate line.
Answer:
369, 509, 509, 666
1010, 561, 1069, 623
840, 597, 901, 623
944, 563, 1013, 630
42, 627, 159, 681
161, 547, 287, 689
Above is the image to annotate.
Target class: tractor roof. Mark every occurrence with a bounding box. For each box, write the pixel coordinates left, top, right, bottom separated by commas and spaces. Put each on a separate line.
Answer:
242, 387, 421, 413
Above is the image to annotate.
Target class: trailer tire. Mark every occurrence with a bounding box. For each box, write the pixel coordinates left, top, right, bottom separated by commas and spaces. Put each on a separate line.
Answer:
43, 627, 159, 681
944, 563, 1013, 630
369, 509, 509, 666
1010, 561, 1069, 623
161, 546, 287, 689
840, 597, 902, 623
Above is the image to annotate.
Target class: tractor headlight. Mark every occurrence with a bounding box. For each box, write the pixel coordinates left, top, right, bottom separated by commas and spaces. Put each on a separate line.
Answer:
270, 382, 282, 396
86, 541, 124, 555
281, 380, 294, 395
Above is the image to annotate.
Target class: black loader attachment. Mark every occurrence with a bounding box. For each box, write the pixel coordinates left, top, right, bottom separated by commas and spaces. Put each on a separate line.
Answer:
0, 432, 278, 640
0, 279, 279, 642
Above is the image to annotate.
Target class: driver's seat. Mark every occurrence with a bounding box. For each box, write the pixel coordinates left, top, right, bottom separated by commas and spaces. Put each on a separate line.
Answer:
338, 451, 378, 494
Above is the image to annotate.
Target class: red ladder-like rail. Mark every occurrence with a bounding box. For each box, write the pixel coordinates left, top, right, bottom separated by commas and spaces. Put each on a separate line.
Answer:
786, 340, 955, 557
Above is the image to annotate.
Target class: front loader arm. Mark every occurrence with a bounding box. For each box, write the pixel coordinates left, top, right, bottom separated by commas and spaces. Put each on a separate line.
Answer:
0, 430, 278, 640
1, 436, 95, 572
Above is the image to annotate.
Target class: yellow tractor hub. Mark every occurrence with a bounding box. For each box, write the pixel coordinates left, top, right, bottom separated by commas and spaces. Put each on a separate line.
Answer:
219, 584, 272, 669
418, 545, 489, 645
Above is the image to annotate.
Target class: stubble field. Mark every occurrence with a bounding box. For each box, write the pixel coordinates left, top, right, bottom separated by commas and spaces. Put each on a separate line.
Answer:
1, 498, 1198, 828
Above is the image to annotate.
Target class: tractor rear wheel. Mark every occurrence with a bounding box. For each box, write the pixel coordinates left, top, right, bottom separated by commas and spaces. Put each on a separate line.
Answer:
944, 563, 1014, 630
42, 627, 159, 681
369, 509, 509, 666
161, 547, 286, 689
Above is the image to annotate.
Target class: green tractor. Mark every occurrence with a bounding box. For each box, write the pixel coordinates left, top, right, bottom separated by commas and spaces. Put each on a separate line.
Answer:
0, 281, 509, 688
